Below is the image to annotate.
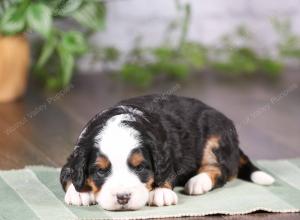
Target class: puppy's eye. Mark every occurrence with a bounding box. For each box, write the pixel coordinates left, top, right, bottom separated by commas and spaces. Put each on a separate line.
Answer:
135, 164, 145, 172
97, 169, 109, 176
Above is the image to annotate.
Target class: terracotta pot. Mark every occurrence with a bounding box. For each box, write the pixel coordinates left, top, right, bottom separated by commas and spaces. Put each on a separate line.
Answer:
0, 34, 30, 103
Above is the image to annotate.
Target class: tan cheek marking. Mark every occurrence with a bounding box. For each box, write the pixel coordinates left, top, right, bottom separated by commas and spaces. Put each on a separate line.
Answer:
87, 177, 101, 193
129, 152, 144, 167
146, 176, 154, 191
199, 135, 221, 186
95, 156, 110, 170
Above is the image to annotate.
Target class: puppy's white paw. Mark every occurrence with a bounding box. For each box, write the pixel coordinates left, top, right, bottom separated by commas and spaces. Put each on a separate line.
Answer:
64, 184, 96, 206
251, 171, 275, 185
184, 173, 212, 195
148, 188, 178, 207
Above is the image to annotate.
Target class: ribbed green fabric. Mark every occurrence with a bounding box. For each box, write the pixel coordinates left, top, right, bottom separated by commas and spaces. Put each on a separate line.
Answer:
0, 159, 299, 220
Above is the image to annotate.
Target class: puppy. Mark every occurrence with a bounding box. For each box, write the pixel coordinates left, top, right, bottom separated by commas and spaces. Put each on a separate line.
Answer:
60, 95, 274, 211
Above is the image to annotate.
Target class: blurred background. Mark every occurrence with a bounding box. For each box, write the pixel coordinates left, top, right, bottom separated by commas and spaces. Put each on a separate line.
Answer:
0, 0, 299, 171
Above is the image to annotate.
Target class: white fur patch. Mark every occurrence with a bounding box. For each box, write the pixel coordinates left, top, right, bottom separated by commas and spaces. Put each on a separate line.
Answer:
251, 171, 275, 185
148, 188, 178, 207
96, 114, 140, 152
95, 114, 149, 210
65, 184, 96, 206
184, 173, 213, 195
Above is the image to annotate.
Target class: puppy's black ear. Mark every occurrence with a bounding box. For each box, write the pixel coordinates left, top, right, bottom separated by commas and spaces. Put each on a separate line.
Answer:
60, 147, 90, 192
70, 148, 89, 191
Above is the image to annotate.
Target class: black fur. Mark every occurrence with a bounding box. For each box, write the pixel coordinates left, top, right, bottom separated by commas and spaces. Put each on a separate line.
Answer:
60, 95, 260, 192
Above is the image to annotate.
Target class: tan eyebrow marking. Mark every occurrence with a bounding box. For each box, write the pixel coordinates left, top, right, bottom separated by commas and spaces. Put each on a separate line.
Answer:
129, 152, 144, 167
95, 156, 110, 170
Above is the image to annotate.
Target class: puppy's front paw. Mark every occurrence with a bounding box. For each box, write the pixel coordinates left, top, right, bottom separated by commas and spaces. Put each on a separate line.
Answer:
148, 188, 178, 207
65, 184, 96, 206
184, 173, 212, 195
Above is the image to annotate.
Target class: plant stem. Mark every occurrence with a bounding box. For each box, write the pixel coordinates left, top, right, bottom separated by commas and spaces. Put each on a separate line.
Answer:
178, 2, 191, 50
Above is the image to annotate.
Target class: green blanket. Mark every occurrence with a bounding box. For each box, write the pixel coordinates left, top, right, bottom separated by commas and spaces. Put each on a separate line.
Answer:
1, 159, 300, 220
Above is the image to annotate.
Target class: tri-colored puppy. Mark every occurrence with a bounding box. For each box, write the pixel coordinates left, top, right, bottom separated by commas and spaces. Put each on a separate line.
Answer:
60, 95, 274, 211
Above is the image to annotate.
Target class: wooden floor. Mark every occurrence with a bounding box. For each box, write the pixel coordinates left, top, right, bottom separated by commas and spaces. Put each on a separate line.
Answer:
0, 70, 299, 219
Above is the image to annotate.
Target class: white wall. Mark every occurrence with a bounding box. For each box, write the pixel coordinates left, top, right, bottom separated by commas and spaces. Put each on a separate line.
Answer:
79, 0, 300, 72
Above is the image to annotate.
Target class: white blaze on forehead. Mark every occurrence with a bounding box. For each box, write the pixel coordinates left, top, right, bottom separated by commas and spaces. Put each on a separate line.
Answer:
94, 113, 149, 210
96, 114, 140, 167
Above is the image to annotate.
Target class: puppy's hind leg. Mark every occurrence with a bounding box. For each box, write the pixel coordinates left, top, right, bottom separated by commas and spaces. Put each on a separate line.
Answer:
184, 136, 223, 195
185, 110, 241, 195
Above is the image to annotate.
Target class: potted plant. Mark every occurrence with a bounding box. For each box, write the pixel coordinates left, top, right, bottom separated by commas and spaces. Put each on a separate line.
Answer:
0, 0, 105, 102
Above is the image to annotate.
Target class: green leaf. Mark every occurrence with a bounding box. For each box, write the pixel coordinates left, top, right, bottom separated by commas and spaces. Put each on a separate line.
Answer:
46, 77, 62, 90
58, 46, 75, 86
212, 52, 258, 76
181, 42, 206, 69
50, 0, 83, 16
35, 31, 57, 70
103, 47, 120, 61
153, 47, 174, 61
153, 61, 189, 79
121, 63, 153, 87
0, 6, 26, 35
229, 53, 257, 75
0, 0, 23, 18
259, 59, 283, 78
61, 31, 87, 54
168, 63, 189, 79
72, 2, 106, 31
26, 3, 52, 38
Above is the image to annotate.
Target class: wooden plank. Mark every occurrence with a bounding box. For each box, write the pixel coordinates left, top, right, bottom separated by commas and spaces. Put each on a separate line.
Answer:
0, 119, 53, 169
0, 86, 81, 169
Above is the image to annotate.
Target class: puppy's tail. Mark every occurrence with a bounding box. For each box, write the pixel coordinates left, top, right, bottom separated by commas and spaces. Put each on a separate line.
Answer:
238, 149, 274, 185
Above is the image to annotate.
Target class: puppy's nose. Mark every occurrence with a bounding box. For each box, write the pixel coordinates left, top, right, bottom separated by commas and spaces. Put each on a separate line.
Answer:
116, 193, 131, 205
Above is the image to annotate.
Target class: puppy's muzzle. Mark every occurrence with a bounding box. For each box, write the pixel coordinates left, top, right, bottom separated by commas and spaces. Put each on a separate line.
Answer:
116, 193, 131, 205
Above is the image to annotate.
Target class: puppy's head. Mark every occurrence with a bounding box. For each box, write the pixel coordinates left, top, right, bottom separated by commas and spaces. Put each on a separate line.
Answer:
71, 107, 156, 210
88, 147, 154, 210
